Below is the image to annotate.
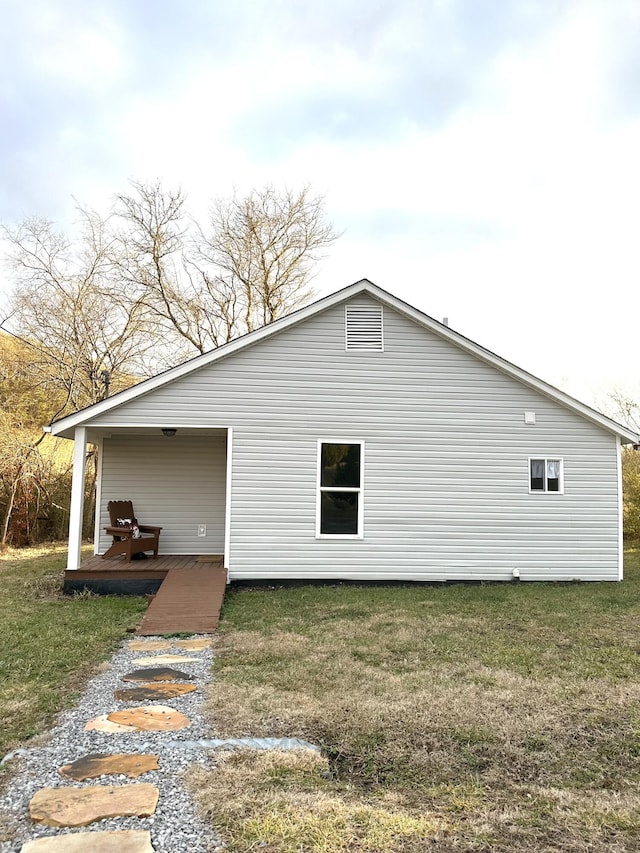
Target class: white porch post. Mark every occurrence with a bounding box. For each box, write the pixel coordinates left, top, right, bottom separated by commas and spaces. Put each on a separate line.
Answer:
67, 426, 87, 571
224, 427, 233, 576
92, 437, 104, 555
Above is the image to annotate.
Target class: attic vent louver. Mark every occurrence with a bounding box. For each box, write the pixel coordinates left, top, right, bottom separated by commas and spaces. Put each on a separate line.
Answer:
345, 305, 384, 351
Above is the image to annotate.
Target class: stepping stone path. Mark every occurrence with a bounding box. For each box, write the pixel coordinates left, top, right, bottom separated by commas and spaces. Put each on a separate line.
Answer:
115, 683, 197, 702
84, 714, 142, 734
175, 639, 212, 651
59, 754, 160, 781
126, 640, 172, 652
21, 829, 154, 852
5, 634, 216, 851
121, 667, 192, 682
85, 706, 191, 734
123, 640, 212, 656
107, 705, 191, 732
30, 784, 159, 827
131, 655, 202, 666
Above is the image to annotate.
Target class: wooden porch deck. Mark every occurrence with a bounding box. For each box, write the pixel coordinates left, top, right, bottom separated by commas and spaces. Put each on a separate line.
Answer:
64, 554, 226, 636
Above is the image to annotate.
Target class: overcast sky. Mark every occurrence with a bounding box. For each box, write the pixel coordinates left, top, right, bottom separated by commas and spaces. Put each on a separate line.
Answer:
1, 0, 639, 410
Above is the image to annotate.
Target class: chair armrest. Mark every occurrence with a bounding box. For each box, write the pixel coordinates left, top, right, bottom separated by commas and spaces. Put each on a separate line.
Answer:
105, 525, 133, 535
138, 525, 162, 534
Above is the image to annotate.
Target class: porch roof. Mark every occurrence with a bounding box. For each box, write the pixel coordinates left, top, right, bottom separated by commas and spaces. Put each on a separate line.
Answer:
82, 426, 228, 443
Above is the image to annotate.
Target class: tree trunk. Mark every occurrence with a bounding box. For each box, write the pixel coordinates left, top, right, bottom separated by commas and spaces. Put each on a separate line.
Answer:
1, 477, 19, 545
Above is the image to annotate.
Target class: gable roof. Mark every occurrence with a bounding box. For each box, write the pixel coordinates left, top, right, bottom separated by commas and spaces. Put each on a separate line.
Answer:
47, 279, 640, 444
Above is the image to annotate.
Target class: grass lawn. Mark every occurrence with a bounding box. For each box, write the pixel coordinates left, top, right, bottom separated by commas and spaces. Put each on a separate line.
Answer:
190, 549, 640, 852
0, 544, 146, 759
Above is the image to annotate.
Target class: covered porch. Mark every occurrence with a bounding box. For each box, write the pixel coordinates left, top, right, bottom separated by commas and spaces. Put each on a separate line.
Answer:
64, 425, 232, 573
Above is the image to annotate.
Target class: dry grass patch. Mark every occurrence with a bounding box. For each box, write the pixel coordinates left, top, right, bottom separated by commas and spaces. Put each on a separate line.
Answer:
192, 554, 640, 851
188, 749, 446, 852
208, 645, 640, 791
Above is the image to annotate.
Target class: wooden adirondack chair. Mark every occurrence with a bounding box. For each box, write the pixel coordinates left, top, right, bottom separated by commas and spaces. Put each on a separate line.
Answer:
102, 500, 162, 562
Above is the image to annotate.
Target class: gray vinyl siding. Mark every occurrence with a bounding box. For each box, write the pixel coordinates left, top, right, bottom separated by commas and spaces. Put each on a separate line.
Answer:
92, 295, 621, 581
98, 434, 226, 555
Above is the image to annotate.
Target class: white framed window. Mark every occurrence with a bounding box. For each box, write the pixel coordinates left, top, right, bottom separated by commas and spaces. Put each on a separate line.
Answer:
316, 440, 364, 537
529, 457, 563, 493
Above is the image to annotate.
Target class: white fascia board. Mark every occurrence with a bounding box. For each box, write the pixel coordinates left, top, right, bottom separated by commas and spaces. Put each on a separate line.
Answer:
47, 278, 640, 445
366, 284, 640, 445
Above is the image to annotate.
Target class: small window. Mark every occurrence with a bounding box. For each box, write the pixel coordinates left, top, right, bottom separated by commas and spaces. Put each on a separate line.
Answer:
317, 441, 364, 536
345, 305, 383, 351
529, 458, 563, 493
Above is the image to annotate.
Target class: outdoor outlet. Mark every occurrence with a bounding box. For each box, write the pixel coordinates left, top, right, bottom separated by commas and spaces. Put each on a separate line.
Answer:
198, 524, 206, 537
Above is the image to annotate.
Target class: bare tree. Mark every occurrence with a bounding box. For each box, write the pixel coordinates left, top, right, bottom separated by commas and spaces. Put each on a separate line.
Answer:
2, 180, 339, 393
0, 212, 161, 543
1, 211, 154, 411
609, 389, 640, 433
0, 180, 338, 545
115, 182, 339, 354
198, 185, 339, 332
112, 181, 202, 361
608, 390, 640, 540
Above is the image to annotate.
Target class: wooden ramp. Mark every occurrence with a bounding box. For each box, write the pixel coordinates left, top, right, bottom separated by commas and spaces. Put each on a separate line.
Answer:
136, 564, 227, 636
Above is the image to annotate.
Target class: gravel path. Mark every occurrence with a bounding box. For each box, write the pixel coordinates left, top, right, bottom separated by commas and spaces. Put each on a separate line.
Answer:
0, 637, 223, 852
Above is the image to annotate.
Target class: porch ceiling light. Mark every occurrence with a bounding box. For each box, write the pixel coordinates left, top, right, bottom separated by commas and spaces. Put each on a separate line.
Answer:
161, 428, 177, 437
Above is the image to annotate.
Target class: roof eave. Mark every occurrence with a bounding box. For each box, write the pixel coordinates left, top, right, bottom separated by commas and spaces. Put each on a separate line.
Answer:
362, 284, 640, 444
48, 280, 377, 438
47, 278, 640, 445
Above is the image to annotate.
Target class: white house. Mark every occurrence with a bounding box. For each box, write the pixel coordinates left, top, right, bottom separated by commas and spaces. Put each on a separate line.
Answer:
49, 279, 640, 583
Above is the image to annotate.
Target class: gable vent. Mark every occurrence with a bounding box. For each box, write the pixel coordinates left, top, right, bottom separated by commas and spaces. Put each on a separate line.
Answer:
345, 305, 384, 351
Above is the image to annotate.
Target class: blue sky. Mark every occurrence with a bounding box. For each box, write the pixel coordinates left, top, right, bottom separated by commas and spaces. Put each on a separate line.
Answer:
1, 0, 639, 408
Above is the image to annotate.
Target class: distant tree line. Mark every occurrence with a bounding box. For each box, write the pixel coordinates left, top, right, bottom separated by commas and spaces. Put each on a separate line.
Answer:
610, 393, 640, 541
0, 334, 70, 544
0, 182, 338, 545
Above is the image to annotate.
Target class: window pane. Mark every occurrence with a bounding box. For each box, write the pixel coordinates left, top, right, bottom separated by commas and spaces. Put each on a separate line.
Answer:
547, 460, 561, 479
321, 444, 361, 487
530, 459, 544, 491
321, 491, 359, 535
547, 477, 560, 492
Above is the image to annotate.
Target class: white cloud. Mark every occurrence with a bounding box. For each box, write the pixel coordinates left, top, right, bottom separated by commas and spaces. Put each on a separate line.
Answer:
20, 3, 129, 89
2, 0, 639, 406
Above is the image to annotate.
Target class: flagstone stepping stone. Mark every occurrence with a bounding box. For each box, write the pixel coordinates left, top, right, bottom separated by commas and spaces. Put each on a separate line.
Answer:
21, 829, 154, 852
175, 638, 212, 650
85, 714, 137, 734
128, 639, 171, 651
115, 682, 197, 701
121, 667, 191, 682
29, 784, 159, 827
59, 753, 160, 780
108, 705, 190, 731
131, 654, 202, 666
